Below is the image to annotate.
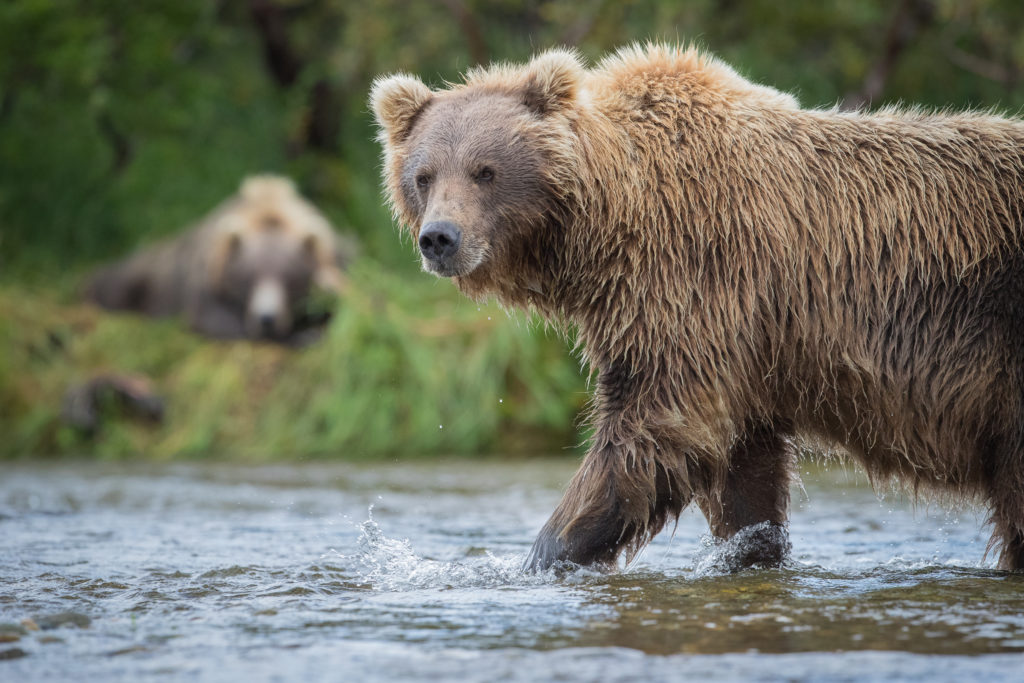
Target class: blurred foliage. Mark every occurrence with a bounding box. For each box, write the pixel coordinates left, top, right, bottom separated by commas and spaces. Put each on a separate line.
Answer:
1, 0, 1022, 457
2, 0, 1022, 274
0, 263, 587, 459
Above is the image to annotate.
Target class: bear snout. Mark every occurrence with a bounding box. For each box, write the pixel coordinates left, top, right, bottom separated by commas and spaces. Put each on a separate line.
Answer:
246, 278, 291, 339
418, 220, 462, 266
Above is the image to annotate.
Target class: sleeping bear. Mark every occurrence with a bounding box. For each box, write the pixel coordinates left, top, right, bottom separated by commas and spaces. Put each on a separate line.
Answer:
86, 175, 354, 344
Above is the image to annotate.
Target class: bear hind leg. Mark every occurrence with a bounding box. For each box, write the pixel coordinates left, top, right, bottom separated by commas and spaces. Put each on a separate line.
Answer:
988, 479, 1024, 570
696, 426, 794, 568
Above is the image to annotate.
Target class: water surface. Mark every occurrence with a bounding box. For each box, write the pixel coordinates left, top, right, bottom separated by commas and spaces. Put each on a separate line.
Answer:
1, 459, 1021, 681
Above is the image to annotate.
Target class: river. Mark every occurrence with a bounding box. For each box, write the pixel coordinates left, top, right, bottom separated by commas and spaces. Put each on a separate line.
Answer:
1, 459, 1021, 681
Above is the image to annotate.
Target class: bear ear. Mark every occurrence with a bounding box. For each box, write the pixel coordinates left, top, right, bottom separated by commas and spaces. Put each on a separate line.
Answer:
301, 233, 323, 262
301, 233, 348, 293
208, 227, 243, 286
371, 73, 433, 145
521, 48, 584, 116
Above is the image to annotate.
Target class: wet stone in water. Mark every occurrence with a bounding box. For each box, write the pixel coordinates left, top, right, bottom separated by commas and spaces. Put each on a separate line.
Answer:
33, 612, 91, 630
0, 623, 26, 642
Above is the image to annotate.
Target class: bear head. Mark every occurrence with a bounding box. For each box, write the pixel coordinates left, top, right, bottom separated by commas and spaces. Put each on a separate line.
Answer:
208, 176, 345, 340
371, 50, 585, 302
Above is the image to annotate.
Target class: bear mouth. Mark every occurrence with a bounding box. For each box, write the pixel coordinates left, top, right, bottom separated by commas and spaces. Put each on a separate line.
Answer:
421, 251, 484, 279
419, 255, 453, 277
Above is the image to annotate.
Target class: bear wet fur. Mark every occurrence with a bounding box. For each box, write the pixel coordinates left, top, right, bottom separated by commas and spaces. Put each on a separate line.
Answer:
372, 44, 1024, 570
86, 176, 354, 344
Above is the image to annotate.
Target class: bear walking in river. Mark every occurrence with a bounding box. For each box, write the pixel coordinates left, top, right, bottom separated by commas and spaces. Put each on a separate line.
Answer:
372, 44, 1024, 570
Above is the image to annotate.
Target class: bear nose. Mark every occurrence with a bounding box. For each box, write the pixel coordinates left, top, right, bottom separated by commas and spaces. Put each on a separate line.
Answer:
418, 221, 462, 262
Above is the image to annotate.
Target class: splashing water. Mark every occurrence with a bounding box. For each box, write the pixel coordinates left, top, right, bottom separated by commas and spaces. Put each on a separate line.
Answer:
692, 521, 793, 576
333, 509, 589, 591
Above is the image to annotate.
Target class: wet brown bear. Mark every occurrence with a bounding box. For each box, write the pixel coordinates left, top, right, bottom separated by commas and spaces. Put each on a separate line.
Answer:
87, 175, 353, 344
372, 44, 1024, 570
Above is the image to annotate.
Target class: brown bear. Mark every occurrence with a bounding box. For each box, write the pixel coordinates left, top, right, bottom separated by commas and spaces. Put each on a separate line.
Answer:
371, 44, 1024, 571
86, 175, 354, 344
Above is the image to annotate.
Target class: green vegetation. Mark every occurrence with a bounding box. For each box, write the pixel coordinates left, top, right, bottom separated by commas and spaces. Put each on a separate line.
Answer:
0, 263, 587, 459
2, 0, 1022, 458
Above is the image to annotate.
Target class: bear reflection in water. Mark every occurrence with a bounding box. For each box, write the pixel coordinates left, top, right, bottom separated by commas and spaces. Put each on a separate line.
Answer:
86, 175, 355, 346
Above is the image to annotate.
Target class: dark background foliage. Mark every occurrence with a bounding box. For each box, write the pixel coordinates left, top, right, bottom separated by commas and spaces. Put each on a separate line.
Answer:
3, 0, 1022, 276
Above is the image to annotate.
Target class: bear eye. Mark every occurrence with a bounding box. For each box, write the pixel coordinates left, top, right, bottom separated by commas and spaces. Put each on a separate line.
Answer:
415, 173, 432, 190
476, 166, 495, 183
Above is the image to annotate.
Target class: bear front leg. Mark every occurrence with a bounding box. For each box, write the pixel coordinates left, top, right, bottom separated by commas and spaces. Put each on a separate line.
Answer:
695, 426, 793, 568
526, 439, 690, 571
525, 359, 696, 572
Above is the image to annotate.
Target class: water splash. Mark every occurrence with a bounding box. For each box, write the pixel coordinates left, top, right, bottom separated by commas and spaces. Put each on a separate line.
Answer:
333, 511, 585, 591
692, 522, 792, 576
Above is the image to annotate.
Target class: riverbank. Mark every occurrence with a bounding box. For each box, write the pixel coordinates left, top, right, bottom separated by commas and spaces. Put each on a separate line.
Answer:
0, 263, 587, 460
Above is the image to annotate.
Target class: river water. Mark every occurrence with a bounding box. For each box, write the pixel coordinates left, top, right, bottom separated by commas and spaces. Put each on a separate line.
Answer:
1, 459, 1022, 682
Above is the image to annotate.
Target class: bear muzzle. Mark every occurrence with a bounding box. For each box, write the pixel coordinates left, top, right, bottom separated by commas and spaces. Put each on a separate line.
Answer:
246, 277, 292, 339
418, 220, 463, 275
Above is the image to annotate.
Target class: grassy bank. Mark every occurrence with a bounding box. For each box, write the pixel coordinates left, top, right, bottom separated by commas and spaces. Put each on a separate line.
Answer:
0, 262, 588, 460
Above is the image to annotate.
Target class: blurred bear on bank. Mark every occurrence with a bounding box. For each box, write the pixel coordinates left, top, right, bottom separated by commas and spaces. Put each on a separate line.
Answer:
85, 175, 355, 345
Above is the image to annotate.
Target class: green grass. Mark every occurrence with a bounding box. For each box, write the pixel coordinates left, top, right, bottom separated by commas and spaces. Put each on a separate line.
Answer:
0, 261, 589, 460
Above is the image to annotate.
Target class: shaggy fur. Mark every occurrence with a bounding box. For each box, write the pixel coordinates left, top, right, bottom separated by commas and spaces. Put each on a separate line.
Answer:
372, 44, 1024, 570
86, 176, 354, 344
